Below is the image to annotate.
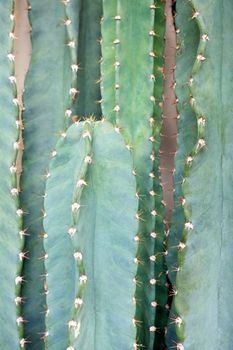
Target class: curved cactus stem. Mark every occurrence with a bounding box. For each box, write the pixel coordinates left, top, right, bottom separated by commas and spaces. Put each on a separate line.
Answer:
168, 0, 233, 348
44, 120, 138, 350
101, 1, 167, 348
20, 1, 79, 348
0, 1, 24, 348
166, 0, 199, 287
76, 0, 103, 119
166, 0, 199, 345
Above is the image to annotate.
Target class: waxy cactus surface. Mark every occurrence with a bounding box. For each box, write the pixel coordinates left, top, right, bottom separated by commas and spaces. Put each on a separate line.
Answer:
44, 120, 138, 350
0, 1, 25, 349
167, 0, 233, 349
0, 0, 232, 350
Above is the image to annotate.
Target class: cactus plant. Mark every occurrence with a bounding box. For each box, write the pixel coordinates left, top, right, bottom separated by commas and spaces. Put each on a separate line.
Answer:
101, 1, 167, 349
20, 1, 75, 347
167, 0, 233, 349
4, 0, 233, 349
17, 1, 167, 349
20, 0, 102, 346
44, 120, 139, 350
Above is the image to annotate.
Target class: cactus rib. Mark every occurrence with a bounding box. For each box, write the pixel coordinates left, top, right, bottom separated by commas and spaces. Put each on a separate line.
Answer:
166, 0, 200, 345
152, 2, 169, 349
100, 0, 117, 123
76, 0, 103, 119
101, 2, 167, 348
20, 1, 78, 347
167, 0, 233, 348
0, 1, 25, 348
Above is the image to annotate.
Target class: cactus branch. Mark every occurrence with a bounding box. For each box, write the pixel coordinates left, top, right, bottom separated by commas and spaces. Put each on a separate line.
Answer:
44, 120, 138, 350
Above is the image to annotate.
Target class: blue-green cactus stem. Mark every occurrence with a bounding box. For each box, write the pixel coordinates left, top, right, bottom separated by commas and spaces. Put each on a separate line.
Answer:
167, 0, 233, 349
101, 1, 166, 349
62, 0, 82, 128
76, 0, 103, 119
20, 1, 78, 348
166, 0, 200, 345
0, 1, 25, 348
44, 120, 138, 350
100, 0, 117, 123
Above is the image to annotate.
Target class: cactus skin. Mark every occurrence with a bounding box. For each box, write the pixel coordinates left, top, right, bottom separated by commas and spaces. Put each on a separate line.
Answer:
167, 0, 233, 349
152, 2, 169, 349
20, 1, 78, 347
44, 120, 138, 350
100, 0, 117, 123
101, 1, 167, 349
166, 0, 199, 344
0, 1, 25, 348
76, 0, 103, 119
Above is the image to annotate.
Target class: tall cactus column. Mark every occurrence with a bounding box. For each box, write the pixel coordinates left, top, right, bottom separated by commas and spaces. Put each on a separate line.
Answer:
43, 120, 139, 350
0, 1, 25, 349
167, 0, 233, 349
20, 1, 80, 348
101, 1, 167, 349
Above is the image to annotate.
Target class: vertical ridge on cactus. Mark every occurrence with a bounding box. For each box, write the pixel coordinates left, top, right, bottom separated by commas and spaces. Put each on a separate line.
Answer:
166, 0, 200, 345
168, 0, 233, 348
0, 1, 24, 349
76, 0, 103, 119
44, 120, 138, 350
152, 2, 169, 349
20, 1, 76, 348
100, 0, 117, 123
101, 1, 167, 348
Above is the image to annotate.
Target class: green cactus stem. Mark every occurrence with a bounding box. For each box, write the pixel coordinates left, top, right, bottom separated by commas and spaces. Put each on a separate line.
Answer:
167, 0, 233, 348
100, 0, 117, 124
76, 0, 103, 119
101, 1, 167, 349
0, 1, 25, 349
43, 120, 138, 350
166, 0, 199, 345
20, 1, 79, 347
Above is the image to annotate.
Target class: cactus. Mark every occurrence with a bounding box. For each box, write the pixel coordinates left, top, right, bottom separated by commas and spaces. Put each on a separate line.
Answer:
76, 0, 103, 118
6, 0, 233, 349
16, 0, 167, 349
167, 0, 233, 349
0, 1, 25, 349
101, 1, 167, 349
20, 1, 76, 347
43, 120, 138, 350
166, 0, 200, 345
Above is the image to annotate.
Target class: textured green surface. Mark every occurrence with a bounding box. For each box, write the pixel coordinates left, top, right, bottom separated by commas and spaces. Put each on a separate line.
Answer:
166, 0, 199, 345
101, 2, 166, 348
76, 0, 102, 119
152, 2, 168, 349
166, 0, 199, 287
168, 0, 233, 348
0, 2, 23, 348
44, 121, 138, 350
20, 1, 77, 348
101, 0, 117, 123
